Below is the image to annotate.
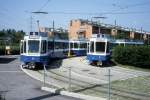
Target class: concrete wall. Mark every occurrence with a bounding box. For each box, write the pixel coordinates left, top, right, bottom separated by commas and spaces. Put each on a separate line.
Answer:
68, 20, 92, 40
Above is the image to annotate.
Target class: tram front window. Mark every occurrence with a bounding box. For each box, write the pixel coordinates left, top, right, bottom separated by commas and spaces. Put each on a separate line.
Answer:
96, 42, 105, 52
28, 40, 39, 53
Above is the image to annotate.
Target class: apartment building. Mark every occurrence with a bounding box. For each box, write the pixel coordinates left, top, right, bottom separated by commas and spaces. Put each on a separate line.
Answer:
68, 19, 150, 43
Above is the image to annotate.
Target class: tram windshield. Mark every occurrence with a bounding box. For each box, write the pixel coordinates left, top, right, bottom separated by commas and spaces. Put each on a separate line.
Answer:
96, 42, 105, 52
28, 40, 39, 53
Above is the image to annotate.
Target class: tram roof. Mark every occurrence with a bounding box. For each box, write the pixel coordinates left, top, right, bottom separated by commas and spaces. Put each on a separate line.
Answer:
90, 34, 110, 42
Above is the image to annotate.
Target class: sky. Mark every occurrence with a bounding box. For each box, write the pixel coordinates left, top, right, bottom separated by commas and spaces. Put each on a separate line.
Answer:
0, 0, 150, 33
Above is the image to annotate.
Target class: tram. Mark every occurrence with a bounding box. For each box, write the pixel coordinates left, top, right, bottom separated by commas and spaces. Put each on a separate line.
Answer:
87, 34, 111, 66
87, 34, 144, 66
20, 32, 87, 69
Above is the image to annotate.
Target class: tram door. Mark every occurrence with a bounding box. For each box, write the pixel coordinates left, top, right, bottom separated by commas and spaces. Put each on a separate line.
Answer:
20, 40, 26, 54
87, 42, 90, 53
41, 40, 47, 54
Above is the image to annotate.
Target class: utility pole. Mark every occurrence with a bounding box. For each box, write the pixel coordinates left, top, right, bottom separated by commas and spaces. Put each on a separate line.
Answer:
108, 69, 111, 100
31, 11, 48, 32
37, 20, 40, 32
53, 20, 55, 32
68, 67, 72, 91
43, 64, 46, 87
147, 35, 148, 45
114, 20, 117, 39
105, 68, 111, 100
52, 20, 55, 38
140, 27, 143, 40
30, 16, 33, 32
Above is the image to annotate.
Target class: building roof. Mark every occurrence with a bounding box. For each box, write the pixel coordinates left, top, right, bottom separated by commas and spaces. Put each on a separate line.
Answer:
73, 19, 150, 34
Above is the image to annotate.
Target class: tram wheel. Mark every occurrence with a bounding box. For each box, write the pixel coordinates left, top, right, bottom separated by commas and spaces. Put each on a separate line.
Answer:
97, 61, 103, 67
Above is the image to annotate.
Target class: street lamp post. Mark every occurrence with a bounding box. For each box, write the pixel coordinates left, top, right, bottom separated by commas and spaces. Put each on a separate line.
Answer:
31, 11, 48, 87
105, 68, 112, 100
68, 67, 72, 91
32, 11, 48, 32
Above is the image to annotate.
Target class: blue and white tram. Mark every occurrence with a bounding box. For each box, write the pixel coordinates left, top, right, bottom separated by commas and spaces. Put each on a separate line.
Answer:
69, 40, 88, 56
110, 39, 144, 47
20, 32, 88, 69
87, 34, 144, 66
20, 32, 48, 69
87, 34, 110, 66
49, 39, 69, 59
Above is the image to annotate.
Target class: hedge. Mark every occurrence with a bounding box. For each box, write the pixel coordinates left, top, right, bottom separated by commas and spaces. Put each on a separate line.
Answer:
112, 45, 150, 68
0, 45, 20, 55
10, 45, 20, 55
0, 46, 5, 55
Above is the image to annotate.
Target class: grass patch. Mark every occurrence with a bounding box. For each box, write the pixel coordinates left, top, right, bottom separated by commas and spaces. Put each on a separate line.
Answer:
77, 75, 150, 100
111, 75, 150, 95
111, 59, 150, 72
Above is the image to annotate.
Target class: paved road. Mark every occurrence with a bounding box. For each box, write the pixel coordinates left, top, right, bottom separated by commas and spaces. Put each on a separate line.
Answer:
0, 55, 81, 100
49, 57, 150, 82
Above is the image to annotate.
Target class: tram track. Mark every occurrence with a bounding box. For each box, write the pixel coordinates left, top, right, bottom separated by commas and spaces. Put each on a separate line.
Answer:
37, 69, 150, 100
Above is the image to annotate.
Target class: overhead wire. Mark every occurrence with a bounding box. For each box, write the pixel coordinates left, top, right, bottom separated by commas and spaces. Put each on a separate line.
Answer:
44, 11, 150, 15
37, 0, 51, 11
112, 1, 150, 11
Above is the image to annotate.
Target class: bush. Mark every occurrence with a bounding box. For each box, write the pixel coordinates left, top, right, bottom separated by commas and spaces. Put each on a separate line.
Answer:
112, 45, 150, 68
11, 45, 20, 55
0, 46, 5, 55
0, 45, 20, 55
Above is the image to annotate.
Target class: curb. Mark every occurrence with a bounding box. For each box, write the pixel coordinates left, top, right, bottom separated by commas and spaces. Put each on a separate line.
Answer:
21, 65, 106, 100
20, 65, 62, 88
41, 86, 106, 100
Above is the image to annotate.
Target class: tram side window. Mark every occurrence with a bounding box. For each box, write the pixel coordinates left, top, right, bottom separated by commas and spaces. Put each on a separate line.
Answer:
62, 42, 65, 49
80, 43, 84, 48
66, 42, 69, 48
24, 41, 26, 53
90, 42, 94, 53
59, 42, 62, 49
54, 42, 59, 49
55, 42, 62, 49
63, 42, 68, 49
41, 40, 47, 54
96, 42, 105, 52
83, 43, 87, 48
48, 41, 54, 50
60, 42, 63, 49
74, 43, 78, 48
80, 43, 86, 48
70, 43, 73, 48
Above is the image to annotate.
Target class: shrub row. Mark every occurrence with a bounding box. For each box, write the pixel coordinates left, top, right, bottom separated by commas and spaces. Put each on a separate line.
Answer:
112, 46, 150, 68
10, 45, 20, 55
0, 46, 5, 55
0, 45, 20, 55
